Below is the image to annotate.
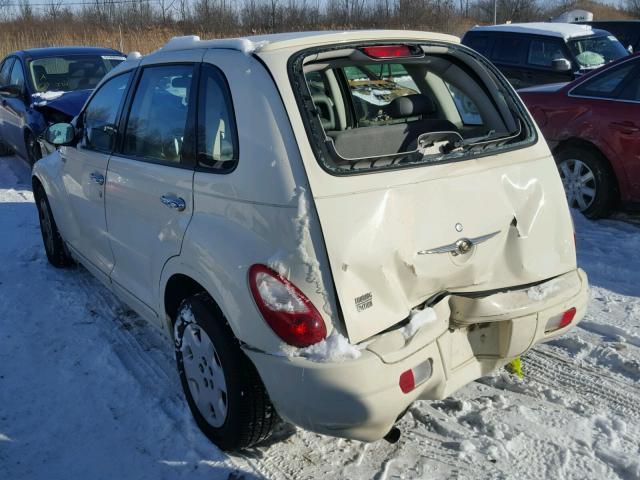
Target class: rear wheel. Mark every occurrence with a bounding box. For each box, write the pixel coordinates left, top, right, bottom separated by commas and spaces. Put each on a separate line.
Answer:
174, 293, 278, 450
34, 187, 72, 268
555, 146, 616, 219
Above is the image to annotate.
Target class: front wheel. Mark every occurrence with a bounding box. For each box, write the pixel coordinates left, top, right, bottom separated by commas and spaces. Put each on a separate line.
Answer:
174, 293, 278, 450
35, 187, 72, 268
555, 146, 616, 219
25, 132, 42, 168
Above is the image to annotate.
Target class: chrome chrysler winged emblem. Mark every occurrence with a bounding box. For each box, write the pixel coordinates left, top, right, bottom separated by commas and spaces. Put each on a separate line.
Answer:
417, 231, 500, 256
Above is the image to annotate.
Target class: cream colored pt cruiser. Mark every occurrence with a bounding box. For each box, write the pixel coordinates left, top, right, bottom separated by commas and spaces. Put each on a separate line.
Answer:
32, 30, 589, 450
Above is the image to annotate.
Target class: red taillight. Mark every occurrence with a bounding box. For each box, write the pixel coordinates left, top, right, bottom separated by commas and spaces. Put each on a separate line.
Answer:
248, 264, 326, 348
559, 307, 577, 329
399, 369, 415, 394
545, 307, 577, 333
361, 45, 413, 58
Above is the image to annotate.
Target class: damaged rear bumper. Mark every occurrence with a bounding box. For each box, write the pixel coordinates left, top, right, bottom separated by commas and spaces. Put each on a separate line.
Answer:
244, 268, 588, 442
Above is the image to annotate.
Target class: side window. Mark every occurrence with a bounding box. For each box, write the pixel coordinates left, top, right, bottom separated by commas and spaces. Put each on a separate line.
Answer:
445, 83, 483, 125
83, 71, 132, 153
466, 35, 493, 57
527, 39, 565, 67
197, 64, 238, 171
123, 65, 194, 164
9, 61, 25, 91
572, 62, 635, 99
492, 36, 525, 64
0, 58, 14, 86
619, 66, 640, 101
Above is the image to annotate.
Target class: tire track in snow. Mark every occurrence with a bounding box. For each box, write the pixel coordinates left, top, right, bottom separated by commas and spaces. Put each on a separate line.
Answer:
525, 347, 640, 418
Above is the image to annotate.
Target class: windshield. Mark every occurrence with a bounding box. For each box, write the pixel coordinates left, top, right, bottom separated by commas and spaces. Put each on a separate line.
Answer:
568, 35, 628, 69
28, 54, 125, 93
293, 44, 533, 174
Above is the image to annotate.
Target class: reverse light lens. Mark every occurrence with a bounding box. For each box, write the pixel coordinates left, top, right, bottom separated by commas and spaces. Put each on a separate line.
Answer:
249, 264, 326, 347
545, 307, 577, 333
399, 359, 433, 394
361, 45, 413, 58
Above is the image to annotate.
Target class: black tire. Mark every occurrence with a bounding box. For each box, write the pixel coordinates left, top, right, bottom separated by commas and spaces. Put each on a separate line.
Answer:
34, 186, 73, 268
25, 131, 42, 167
555, 146, 617, 219
174, 293, 278, 450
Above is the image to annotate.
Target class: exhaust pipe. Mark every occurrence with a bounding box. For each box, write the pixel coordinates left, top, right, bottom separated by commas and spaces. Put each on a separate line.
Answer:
383, 426, 401, 444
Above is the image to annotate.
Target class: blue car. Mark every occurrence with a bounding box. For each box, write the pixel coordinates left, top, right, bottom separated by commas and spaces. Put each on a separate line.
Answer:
0, 46, 126, 166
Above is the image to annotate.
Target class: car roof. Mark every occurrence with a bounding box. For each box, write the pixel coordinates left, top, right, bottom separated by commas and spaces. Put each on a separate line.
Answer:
468, 22, 602, 40
10, 46, 123, 59
153, 30, 460, 55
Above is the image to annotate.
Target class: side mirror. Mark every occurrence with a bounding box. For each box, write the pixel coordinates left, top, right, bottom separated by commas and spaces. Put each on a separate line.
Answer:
45, 123, 76, 146
552, 58, 572, 72
0, 85, 22, 98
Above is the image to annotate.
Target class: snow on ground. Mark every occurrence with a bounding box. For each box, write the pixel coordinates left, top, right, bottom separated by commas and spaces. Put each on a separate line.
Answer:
0, 155, 639, 479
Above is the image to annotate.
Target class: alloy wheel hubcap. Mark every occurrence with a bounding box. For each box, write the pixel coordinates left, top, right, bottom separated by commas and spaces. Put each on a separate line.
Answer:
181, 324, 228, 427
558, 159, 596, 211
39, 198, 54, 254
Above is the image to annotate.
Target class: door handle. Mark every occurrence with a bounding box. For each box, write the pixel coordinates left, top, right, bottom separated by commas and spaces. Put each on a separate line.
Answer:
610, 121, 640, 134
89, 172, 105, 185
160, 194, 186, 212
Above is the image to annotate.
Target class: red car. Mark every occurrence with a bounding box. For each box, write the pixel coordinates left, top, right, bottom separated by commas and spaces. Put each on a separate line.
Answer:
519, 53, 640, 218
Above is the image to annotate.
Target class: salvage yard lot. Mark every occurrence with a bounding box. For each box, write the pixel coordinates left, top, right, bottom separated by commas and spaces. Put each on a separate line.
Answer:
1, 154, 639, 480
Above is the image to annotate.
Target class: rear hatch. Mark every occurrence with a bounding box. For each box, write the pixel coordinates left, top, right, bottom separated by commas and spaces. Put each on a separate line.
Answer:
282, 39, 577, 343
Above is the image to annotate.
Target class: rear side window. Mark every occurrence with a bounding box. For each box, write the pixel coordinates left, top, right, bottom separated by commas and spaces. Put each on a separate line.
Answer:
291, 43, 534, 174
123, 65, 194, 164
83, 71, 132, 153
465, 35, 493, 57
571, 61, 635, 98
197, 64, 238, 172
527, 39, 565, 67
492, 37, 525, 64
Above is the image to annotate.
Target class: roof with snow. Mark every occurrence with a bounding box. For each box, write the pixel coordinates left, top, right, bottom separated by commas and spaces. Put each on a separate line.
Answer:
156, 30, 460, 55
470, 22, 600, 40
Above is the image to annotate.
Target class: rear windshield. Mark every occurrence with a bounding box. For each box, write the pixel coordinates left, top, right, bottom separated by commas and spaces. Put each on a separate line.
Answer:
568, 35, 628, 69
28, 54, 125, 93
290, 43, 535, 174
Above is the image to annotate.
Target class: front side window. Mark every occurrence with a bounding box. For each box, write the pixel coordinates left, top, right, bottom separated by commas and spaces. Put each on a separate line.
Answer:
9, 61, 25, 91
83, 71, 132, 152
527, 39, 566, 67
197, 64, 238, 171
571, 61, 635, 99
568, 35, 628, 69
28, 55, 125, 93
293, 43, 533, 174
0, 58, 14, 86
123, 65, 194, 164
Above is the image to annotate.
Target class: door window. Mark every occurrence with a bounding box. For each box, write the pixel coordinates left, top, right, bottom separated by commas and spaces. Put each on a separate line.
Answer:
446, 83, 483, 125
83, 71, 132, 153
465, 35, 493, 57
571, 61, 635, 99
8, 61, 25, 92
123, 65, 194, 164
527, 39, 565, 68
197, 64, 238, 171
491, 37, 525, 64
0, 58, 14, 86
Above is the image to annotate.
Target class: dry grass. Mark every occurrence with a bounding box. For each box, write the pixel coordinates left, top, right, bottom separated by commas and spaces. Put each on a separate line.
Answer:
0, 1, 634, 59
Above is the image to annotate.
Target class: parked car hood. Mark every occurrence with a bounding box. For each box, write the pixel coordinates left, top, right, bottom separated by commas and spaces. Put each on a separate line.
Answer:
31, 89, 91, 118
